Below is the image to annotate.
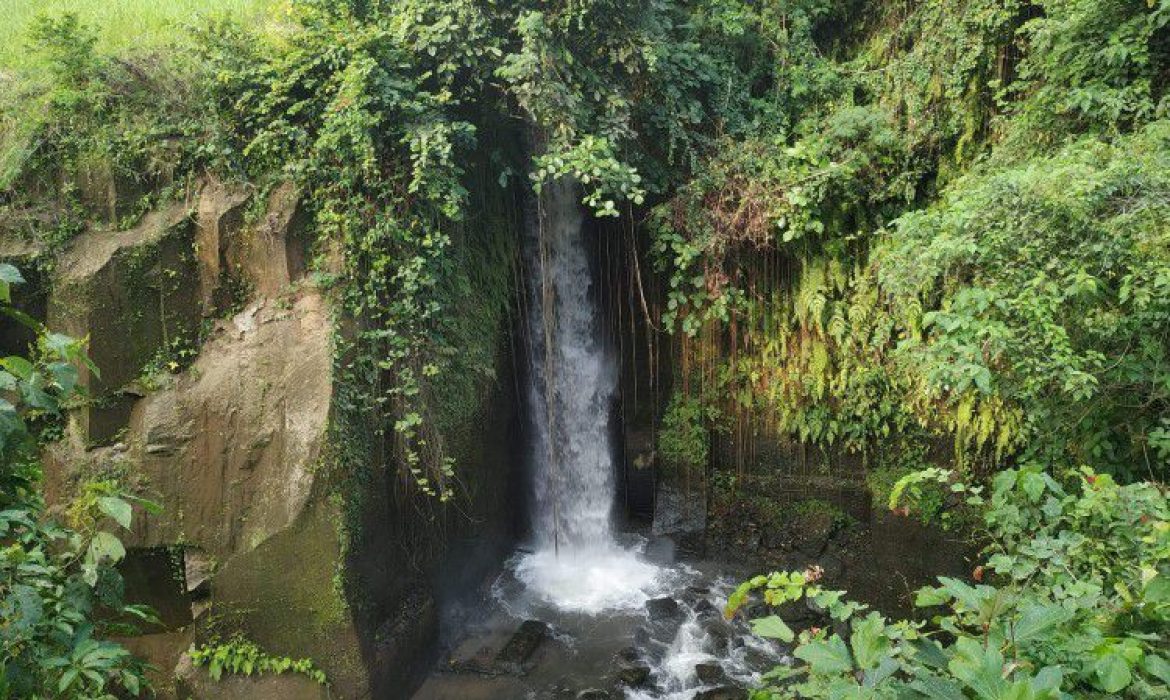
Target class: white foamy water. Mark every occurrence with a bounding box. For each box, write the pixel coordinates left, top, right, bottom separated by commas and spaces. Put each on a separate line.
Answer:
512, 545, 666, 613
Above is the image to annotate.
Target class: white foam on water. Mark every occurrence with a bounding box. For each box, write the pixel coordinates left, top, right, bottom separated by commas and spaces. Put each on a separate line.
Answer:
512, 545, 666, 614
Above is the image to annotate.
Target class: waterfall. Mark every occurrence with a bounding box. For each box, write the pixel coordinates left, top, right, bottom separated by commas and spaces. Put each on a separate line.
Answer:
513, 177, 662, 613
525, 177, 617, 550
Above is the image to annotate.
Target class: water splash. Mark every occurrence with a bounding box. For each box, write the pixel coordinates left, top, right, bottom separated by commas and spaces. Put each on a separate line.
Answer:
512, 548, 665, 613
516, 177, 663, 612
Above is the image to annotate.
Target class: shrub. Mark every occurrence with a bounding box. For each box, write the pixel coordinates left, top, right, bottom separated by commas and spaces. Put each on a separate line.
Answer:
731, 464, 1170, 698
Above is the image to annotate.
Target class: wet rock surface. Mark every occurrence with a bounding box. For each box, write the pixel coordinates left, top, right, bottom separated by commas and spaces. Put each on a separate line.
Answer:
646, 597, 682, 620
616, 663, 651, 687
495, 620, 549, 674
695, 687, 744, 700
416, 553, 788, 700
694, 662, 727, 684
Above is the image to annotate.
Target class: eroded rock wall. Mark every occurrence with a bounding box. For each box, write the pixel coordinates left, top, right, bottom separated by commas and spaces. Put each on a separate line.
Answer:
20, 169, 524, 700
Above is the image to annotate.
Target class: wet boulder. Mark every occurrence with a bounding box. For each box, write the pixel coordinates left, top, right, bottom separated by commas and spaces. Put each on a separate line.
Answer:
819, 552, 846, 582
695, 663, 727, 685
700, 617, 734, 654
792, 510, 837, 558
743, 646, 781, 673
644, 536, 677, 565
617, 646, 641, 663
693, 597, 719, 618
646, 597, 682, 620
615, 663, 651, 687
632, 627, 670, 662
696, 687, 745, 700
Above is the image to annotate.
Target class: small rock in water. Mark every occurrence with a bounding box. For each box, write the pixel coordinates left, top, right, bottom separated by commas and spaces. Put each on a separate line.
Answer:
743, 647, 779, 673
696, 687, 744, 700
632, 628, 668, 660
701, 617, 733, 654
616, 663, 651, 687
646, 597, 682, 620
617, 646, 641, 663
695, 662, 727, 684
577, 690, 611, 700
693, 597, 719, 617
494, 619, 548, 674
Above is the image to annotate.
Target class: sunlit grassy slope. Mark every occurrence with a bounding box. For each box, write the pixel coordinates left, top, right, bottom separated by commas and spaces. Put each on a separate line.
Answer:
0, 0, 280, 68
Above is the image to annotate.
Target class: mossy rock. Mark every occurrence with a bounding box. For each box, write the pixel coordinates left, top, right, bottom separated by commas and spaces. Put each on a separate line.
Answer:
48, 203, 200, 444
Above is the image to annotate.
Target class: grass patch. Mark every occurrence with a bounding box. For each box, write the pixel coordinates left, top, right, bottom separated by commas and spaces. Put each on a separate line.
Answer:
0, 0, 281, 69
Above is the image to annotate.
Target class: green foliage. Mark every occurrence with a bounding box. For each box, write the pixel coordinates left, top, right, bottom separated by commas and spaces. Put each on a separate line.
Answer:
882, 123, 1170, 476
790, 498, 856, 532
0, 11, 235, 236
0, 0, 278, 70
650, 0, 1170, 480
658, 390, 709, 474
866, 442, 949, 525
189, 635, 327, 685
732, 465, 1170, 698
0, 272, 154, 699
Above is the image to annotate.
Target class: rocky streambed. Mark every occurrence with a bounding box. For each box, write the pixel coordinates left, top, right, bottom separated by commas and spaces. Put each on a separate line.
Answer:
412, 485, 975, 700
413, 536, 787, 700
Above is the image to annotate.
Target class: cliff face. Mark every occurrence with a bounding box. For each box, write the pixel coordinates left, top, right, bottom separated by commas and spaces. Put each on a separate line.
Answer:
5, 170, 524, 699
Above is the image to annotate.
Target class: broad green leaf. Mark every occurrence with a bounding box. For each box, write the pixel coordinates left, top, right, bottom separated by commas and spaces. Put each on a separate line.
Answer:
949, 636, 1007, 699
88, 531, 126, 565
1143, 655, 1170, 685
910, 673, 965, 700
862, 656, 899, 687
1012, 604, 1071, 644
911, 638, 951, 670
97, 497, 133, 530
58, 667, 79, 693
751, 615, 794, 642
936, 577, 987, 611
1, 356, 34, 380
1095, 652, 1132, 694
1020, 471, 1046, 503
795, 636, 853, 675
0, 264, 25, 285
1031, 666, 1063, 693
1144, 573, 1170, 604
850, 612, 892, 669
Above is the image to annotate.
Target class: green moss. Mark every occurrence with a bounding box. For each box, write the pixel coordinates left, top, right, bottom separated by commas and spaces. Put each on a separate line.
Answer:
789, 498, 856, 531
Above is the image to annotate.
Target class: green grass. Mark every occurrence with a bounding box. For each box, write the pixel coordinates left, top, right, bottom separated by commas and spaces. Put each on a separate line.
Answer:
0, 0, 280, 69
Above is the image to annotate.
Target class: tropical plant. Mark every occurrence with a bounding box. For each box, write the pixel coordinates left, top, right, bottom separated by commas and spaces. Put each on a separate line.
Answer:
730, 464, 1170, 698
0, 265, 155, 699
189, 635, 327, 685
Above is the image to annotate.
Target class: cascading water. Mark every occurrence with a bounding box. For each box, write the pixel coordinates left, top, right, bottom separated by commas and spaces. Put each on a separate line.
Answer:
512, 177, 664, 613
416, 178, 782, 699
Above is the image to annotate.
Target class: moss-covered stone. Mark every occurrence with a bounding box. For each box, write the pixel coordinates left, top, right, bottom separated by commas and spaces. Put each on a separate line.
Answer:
48, 204, 200, 444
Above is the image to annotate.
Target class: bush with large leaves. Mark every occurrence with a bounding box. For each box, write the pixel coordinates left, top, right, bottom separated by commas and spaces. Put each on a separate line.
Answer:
0, 265, 154, 699
730, 464, 1170, 698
